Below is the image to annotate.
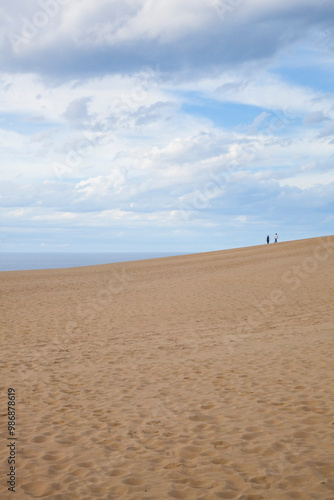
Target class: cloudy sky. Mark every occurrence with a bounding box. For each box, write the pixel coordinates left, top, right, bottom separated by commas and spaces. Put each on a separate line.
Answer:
0, 0, 333, 252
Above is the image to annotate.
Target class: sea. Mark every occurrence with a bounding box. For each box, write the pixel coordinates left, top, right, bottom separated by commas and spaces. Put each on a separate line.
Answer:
0, 252, 186, 272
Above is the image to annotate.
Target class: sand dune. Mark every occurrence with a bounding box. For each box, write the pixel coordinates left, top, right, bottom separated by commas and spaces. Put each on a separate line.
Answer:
1, 236, 333, 499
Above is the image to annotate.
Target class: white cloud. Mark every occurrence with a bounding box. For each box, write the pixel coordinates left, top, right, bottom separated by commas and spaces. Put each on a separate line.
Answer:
63, 96, 95, 128
318, 120, 334, 138
215, 72, 333, 117
303, 110, 330, 125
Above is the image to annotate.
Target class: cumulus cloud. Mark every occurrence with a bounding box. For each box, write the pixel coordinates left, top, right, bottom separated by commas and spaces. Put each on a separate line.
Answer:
303, 111, 330, 125
318, 120, 334, 138
63, 96, 95, 128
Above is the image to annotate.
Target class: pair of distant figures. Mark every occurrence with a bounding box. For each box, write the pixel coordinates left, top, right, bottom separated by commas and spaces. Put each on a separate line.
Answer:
267, 234, 278, 244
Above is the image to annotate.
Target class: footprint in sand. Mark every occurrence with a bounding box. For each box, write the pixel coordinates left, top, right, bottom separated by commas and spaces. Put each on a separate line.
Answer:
32, 435, 48, 443
22, 481, 53, 497
250, 475, 271, 489
122, 476, 143, 485
214, 490, 239, 499
41, 452, 61, 461
168, 488, 194, 499
163, 462, 182, 469
211, 440, 231, 450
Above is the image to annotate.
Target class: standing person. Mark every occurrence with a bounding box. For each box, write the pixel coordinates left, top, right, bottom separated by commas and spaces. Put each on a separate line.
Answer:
274, 233, 278, 243
267, 235, 270, 244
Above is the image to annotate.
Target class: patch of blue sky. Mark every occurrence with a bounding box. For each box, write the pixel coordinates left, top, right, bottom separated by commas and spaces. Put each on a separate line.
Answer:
269, 42, 334, 94
270, 66, 333, 94
0, 113, 53, 135
180, 95, 265, 129
255, 112, 300, 136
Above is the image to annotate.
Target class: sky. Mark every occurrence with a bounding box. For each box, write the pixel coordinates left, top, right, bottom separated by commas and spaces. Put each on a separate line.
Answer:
0, 0, 333, 253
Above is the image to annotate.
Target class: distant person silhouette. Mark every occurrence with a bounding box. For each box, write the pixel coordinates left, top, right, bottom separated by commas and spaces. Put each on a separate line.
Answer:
267, 235, 270, 244
274, 233, 278, 243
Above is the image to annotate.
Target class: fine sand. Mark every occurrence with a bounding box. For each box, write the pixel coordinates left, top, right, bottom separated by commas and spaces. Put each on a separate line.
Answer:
1, 236, 333, 500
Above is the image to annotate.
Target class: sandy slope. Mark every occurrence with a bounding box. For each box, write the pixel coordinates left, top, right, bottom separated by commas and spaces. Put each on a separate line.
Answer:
0, 236, 333, 500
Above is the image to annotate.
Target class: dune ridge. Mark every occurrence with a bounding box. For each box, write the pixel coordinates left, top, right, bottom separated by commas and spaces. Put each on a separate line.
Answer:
1, 236, 333, 499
